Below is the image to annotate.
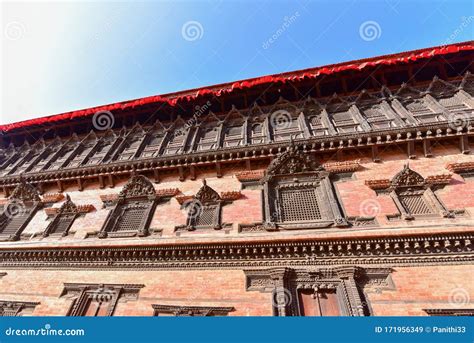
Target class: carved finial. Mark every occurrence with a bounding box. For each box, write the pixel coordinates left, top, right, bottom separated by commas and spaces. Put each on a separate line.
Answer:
65, 194, 71, 202
202, 179, 207, 186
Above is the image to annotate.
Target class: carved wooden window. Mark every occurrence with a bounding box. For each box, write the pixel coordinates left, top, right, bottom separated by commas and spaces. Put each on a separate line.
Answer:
330, 109, 359, 133
112, 128, 146, 162
0, 180, 42, 241
43, 195, 84, 237
140, 129, 166, 158
244, 267, 392, 316
249, 122, 266, 144
223, 124, 244, 148
308, 115, 328, 137
99, 174, 158, 238
61, 283, 143, 317
152, 305, 234, 316
386, 165, 452, 220
196, 126, 219, 151
163, 128, 187, 155
261, 144, 347, 230
297, 289, 341, 316
84, 135, 115, 165
179, 180, 222, 231
45, 142, 77, 170
66, 140, 96, 168
0, 301, 39, 316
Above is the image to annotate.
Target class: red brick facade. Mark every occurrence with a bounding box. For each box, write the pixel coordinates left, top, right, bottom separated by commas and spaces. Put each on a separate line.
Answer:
0, 43, 473, 316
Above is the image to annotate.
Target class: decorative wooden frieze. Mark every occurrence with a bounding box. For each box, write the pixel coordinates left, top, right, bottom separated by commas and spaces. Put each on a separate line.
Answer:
61, 283, 144, 316
425, 174, 452, 186
235, 170, 265, 182
244, 266, 392, 316
424, 309, 474, 316
41, 193, 65, 204
446, 161, 474, 178
152, 304, 234, 316
322, 160, 361, 174
0, 232, 472, 270
220, 191, 242, 201
0, 300, 39, 316
365, 179, 391, 190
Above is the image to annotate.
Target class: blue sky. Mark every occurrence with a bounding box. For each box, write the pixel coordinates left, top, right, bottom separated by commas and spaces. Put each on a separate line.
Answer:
1, 0, 472, 124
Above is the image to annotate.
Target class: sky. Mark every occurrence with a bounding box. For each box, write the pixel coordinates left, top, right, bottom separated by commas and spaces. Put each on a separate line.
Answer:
1, 0, 473, 125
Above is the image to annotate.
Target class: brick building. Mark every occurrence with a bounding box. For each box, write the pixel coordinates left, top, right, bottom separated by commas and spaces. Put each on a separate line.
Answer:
0, 42, 473, 316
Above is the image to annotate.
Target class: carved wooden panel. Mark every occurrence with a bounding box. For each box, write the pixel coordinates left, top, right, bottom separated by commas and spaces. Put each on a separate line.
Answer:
0, 301, 39, 316
152, 304, 234, 316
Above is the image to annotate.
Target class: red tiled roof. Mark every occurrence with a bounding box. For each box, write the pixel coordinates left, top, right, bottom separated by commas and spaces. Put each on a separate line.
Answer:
1, 41, 472, 133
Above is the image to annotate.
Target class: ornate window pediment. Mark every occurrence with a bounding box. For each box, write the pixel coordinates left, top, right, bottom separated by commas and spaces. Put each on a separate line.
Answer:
99, 174, 160, 238
0, 179, 42, 241
261, 144, 348, 230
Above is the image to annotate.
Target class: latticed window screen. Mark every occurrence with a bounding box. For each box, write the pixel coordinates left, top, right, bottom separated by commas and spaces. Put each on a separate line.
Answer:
437, 97, 468, 111
0, 208, 32, 235
0, 307, 19, 316
50, 214, 76, 235
398, 193, 433, 215
112, 202, 150, 232
279, 188, 322, 222
191, 205, 218, 227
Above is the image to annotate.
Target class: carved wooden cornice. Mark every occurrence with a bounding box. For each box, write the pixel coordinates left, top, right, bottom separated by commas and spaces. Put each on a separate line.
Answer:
41, 193, 65, 203
152, 304, 234, 316
446, 161, 474, 178
0, 232, 472, 270
0, 122, 471, 192
423, 309, 474, 316
235, 170, 265, 182
322, 160, 361, 173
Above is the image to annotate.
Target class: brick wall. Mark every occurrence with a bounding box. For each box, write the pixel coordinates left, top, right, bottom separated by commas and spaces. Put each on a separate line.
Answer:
0, 264, 472, 316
